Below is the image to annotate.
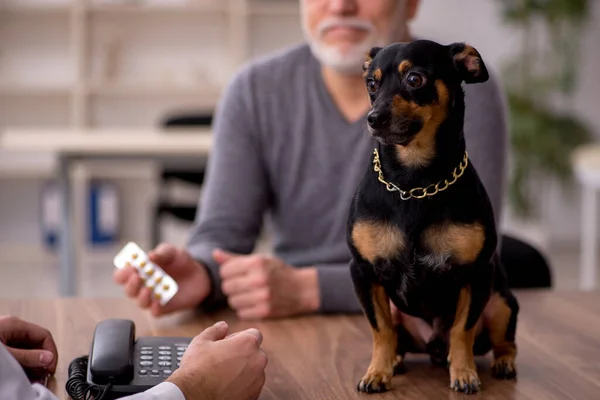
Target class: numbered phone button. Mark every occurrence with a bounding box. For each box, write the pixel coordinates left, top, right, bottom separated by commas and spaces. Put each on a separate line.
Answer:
158, 346, 171, 350
151, 370, 160, 376
158, 361, 171, 367
140, 355, 153, 360
176, 346, 187, 352
158, 350, 172, 356
141, 351, 153, 356
141, 346, 152, 350
140, 361, 153, 367
163, 370, 172, 376
139, 370, 148, 375
158, 356, 171, 361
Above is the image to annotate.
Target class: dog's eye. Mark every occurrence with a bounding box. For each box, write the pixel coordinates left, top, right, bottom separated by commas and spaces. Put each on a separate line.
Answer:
406, 72, 426, 88
366, 79, 379, 93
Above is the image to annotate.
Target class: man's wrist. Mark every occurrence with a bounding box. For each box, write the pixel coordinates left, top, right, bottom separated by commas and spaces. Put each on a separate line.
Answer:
166, 372, 200, 400
296, 267, 320, 313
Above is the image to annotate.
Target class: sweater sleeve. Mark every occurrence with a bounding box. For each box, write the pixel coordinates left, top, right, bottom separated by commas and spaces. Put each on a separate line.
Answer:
463, 70, 509, 242
186, 65, 271, 311
314, 263, 362, 314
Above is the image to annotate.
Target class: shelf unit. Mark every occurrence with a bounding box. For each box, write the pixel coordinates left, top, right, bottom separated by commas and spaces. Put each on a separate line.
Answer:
0, 0, 302, 130
0, 0, 304, 267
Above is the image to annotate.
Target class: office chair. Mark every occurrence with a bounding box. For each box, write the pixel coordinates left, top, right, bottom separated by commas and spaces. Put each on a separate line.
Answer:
500, 234, 553, 288
151, 112, 212, 247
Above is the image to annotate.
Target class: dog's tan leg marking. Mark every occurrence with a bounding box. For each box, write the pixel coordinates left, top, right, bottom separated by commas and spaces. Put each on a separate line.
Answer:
448, 286, 480, 394
393, 80, 449, 168
484, 293, 517, 379
422, 222, 485, 265
351, 221, 406, 265
358, 285, 397, 393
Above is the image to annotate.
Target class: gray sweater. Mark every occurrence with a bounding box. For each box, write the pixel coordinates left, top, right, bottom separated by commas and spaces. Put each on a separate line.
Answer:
186, 43, 508, 314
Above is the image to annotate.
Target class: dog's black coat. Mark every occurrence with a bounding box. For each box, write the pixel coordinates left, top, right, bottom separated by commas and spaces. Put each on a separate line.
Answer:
346, 39, 519, 394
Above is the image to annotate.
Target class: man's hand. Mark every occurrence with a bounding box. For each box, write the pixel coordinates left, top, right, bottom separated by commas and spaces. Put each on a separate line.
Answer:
167, 321, 267, 400
113, 243, 212, 316
0, 316, 58, 375
214, 249, 320, 320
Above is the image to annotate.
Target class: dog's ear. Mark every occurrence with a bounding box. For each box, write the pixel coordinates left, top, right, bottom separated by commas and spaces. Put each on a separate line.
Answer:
448, 43, 489, 84
363, 46, 382, 77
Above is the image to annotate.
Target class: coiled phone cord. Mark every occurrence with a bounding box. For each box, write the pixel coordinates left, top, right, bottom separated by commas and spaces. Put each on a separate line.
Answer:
65, 355, 113, 400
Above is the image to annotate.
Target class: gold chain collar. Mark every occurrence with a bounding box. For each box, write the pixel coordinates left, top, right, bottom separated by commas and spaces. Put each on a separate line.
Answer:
372, 148, 469, 200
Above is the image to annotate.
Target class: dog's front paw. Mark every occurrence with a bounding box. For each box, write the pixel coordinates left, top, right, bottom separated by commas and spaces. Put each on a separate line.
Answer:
449, 364, 481, 394
357, 369, 393, 393
491, 356, 517, 379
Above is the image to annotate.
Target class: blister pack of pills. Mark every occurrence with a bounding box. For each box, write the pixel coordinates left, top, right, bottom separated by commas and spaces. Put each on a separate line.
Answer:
113, 242, 179, 306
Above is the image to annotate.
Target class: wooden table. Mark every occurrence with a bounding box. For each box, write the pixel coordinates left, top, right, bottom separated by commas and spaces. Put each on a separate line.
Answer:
1, 290, 600, 400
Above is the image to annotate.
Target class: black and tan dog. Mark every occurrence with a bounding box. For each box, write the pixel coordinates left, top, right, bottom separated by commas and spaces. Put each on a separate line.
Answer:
346, 39, 519, 394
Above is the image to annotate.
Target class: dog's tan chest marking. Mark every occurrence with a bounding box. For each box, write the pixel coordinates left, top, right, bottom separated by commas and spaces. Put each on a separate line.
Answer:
352, 221, 406, 264
393, 80, 449, 168
422, 222, 485, 265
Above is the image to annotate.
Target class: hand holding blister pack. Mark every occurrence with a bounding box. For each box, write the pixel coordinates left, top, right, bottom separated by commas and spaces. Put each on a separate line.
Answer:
113, 242, 179, 306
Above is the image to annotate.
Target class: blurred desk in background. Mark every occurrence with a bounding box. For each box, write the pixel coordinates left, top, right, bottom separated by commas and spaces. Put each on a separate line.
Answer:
0, 128, 212, 297
572, 144, 600, 291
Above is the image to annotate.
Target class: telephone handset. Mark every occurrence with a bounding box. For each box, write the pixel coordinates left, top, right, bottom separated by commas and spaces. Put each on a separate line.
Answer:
66, 318, 192, 400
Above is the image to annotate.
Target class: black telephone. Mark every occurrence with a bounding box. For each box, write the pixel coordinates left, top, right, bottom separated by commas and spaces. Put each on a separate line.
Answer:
66, 318, 192, 400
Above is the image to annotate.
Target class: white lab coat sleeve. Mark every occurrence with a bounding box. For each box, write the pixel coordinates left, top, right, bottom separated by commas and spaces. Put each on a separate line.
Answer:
0, 343, 185, 400
120, 382, 186, 400
0, 343, 59, 400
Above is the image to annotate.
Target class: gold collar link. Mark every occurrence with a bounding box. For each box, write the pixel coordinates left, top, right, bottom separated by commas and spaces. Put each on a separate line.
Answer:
372, 148, 469, 200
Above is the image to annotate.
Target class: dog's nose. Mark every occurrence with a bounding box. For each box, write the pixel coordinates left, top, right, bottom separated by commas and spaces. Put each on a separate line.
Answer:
367, 111, 388, 129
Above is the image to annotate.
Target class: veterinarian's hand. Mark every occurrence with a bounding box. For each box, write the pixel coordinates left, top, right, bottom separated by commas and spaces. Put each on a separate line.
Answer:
0, 315, 58, 375
214, 249, 320, 320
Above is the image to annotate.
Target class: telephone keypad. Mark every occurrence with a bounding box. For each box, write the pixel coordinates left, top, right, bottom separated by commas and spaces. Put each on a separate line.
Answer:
135, 340, 191, 383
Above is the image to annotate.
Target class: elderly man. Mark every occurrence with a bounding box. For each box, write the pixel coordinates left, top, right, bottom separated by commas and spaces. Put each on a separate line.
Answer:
115, 0, 549, 320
